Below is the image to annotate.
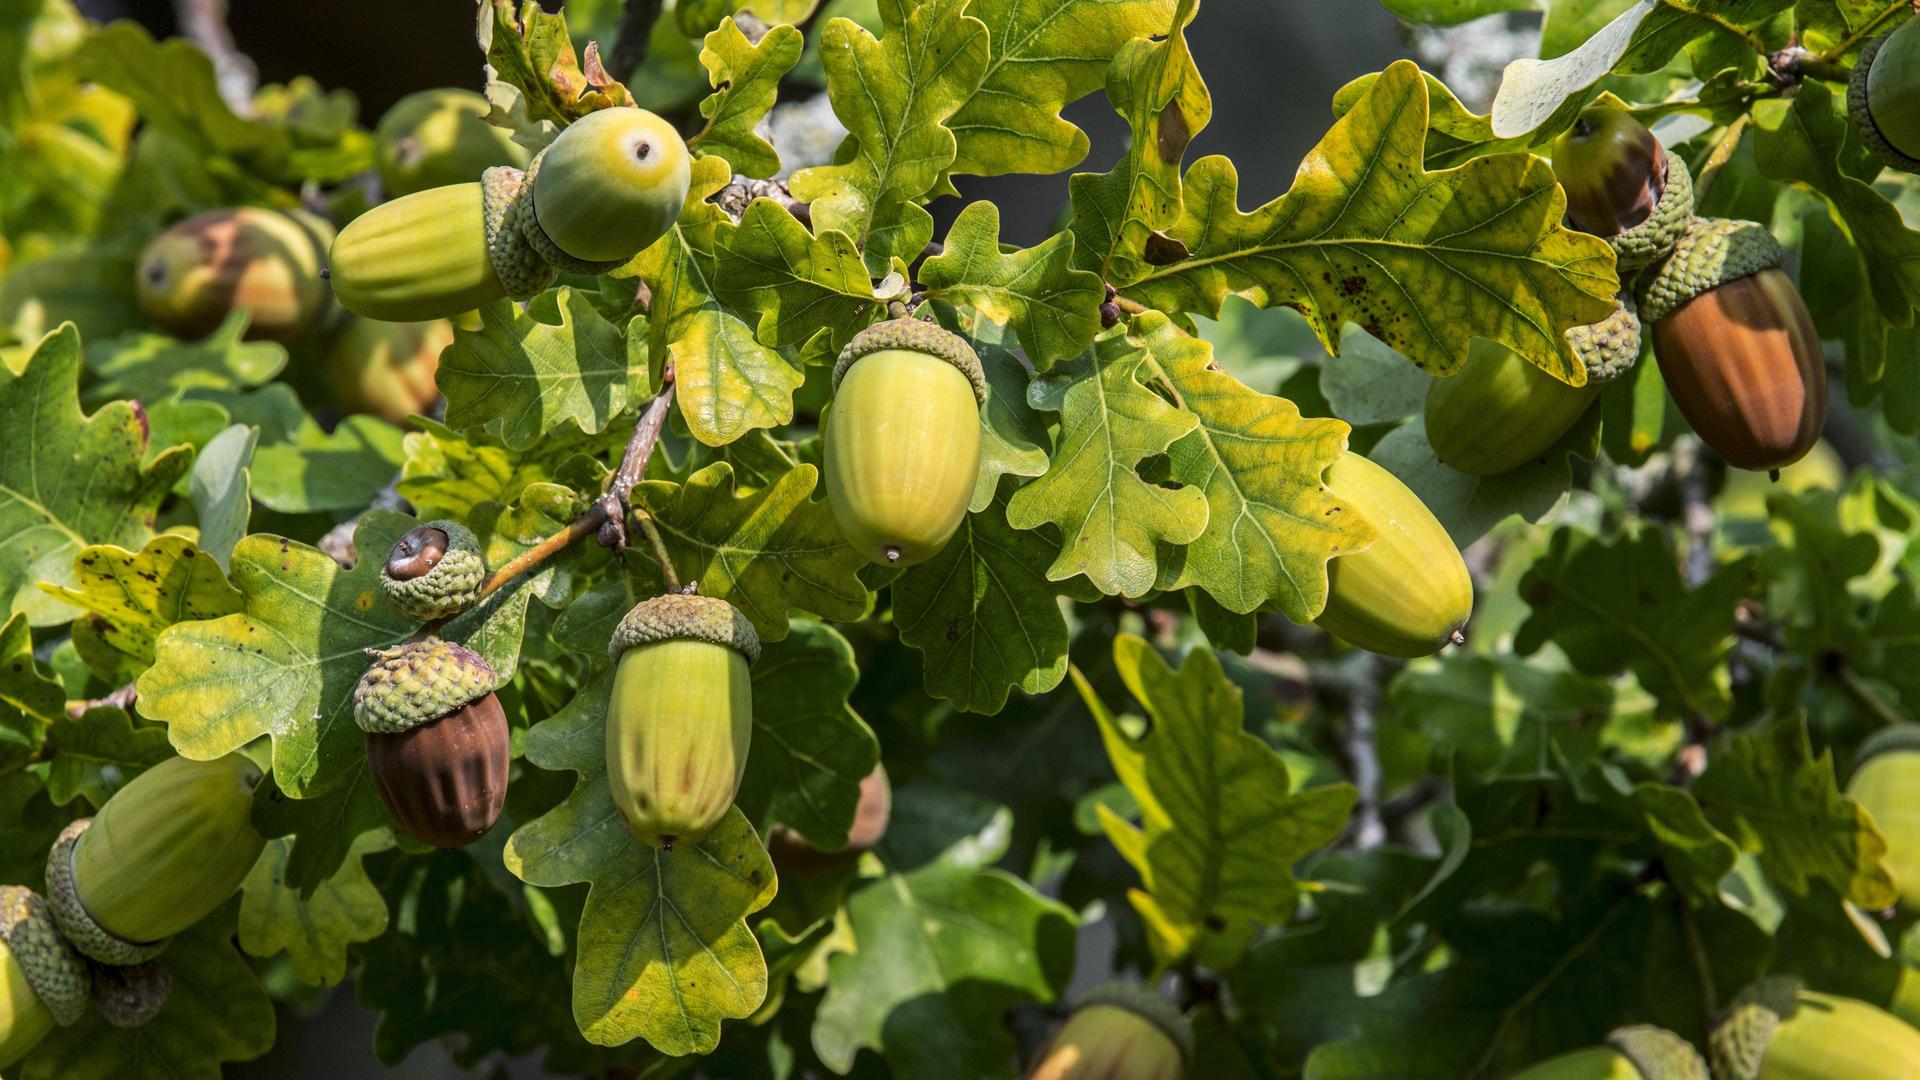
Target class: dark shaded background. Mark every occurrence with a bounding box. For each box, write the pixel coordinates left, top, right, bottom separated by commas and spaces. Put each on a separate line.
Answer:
68, 1, 1413, 1075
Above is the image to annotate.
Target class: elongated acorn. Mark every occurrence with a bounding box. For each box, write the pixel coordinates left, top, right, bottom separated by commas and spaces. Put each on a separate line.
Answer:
824, 319, 986, 566
328, 182, 521, 322
528, 106, 690, 267
46, 754, 264, 964
1640, 218, 1827, 473
325, 316, 452, 424
380, 520, 486, 621
606, 593, 759, 849
354, 638, 509, 848
1552, 106, 1694, 272
376, 88, 528, 198
767, 764, 891, 878
1509, 1026, 1708, 1079
0, 886, 89, 1067
137, 207, 332, 342
1025, 981, 1191, 1080
1847, 724, 1920, 912
1850, 19, 1920, 173
1710, 976, 1920, 1080
1315, 453, 1473, 658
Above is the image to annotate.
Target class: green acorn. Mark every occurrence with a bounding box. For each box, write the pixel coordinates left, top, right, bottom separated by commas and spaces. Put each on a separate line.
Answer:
1552, 106, 1695, 273
528, 106, 690, 268
1711, 976, 1920, 1079
380, 521, 486, 621
824, 319, 986, 566
46, 754, 264, 965
136, 207, 333, 342
355, 638, 509, 848
606, 593, 759, 849
325, 315, 452, 425
0, 886, 89, 1067
1024, 981, 1191, 1080
1315, 452, 1474, 658
1847, 724, 1920, 912
375, 88, 529, 198
1850, 19, 1920, 173
1509, 1026, 1708, 1079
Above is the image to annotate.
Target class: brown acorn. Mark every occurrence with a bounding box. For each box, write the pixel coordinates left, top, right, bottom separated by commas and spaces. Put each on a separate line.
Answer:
353, 637, 509, 848
766, 764, 892, 878
1551, 106, 1695, 273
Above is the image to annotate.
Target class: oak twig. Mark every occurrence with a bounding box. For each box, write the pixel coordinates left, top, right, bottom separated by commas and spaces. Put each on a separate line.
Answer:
174, 0, 256, 114
609, 0, 665, 83
67, 682, 138, 720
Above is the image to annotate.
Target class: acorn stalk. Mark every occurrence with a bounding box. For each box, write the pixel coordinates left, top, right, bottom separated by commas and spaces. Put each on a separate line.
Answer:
1315, 452, 1474, 658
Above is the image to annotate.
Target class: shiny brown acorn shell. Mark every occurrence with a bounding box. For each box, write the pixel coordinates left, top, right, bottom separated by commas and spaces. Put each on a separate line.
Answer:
363, 693, 509, 848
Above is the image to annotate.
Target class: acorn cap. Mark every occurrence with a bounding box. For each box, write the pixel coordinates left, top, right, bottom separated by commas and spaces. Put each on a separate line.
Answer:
0, 885, 90, 1026
1853, 723, 1920, 769
1607, 1024, 1709, 1080
1709, 976, 1800, 1080
1610, 151, 1694, 274
1637, 217, 1785, 325
832, 318, 987, 406
1850, 36, 1920, 174
354, 637, 498, 734
1073, 980, 1194, 1063
92, 960, 171, 1028
481, 165, 561, 302
1569, 290, 1643, 382
44, 819, 168, 966
380, 519, 487, 622
609, 593, 761, 664
518, 148, 637, 276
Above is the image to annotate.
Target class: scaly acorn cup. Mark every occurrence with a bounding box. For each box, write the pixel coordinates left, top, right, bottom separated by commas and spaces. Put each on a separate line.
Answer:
606, 593, 760, 850
1508, 1026, 1709, 1080
1639, 218, 1827, 474
1314, 452, 1473, 658
136, 207, 332, 342
46, 754, 264, 964
0, 886, 89, 1067
354, 638, 509, 848
380, 521, 486, 621
824, 318, 987, 566
1847, 724, 1920, 912
767, 764, 892, 879
1711, 976, 1920, 1080
1552, 106, 1695, 273
1024, 981, 1191, 1080
375, 88, 529, 198
325, 316, 452, 425
1850, 20, 1920, 174
527, 107, 691, 267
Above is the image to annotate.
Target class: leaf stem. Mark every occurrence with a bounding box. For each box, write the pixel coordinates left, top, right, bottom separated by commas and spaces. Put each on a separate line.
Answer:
633, 511, 680, 592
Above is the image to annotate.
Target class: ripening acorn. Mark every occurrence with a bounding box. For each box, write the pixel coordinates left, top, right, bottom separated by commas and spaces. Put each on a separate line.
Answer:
325, 315, 452, 424
1314, 452, 1473, 658
1850, 19, 1920, 173
1639, 218, 1827, 474
1847, 725, 1920, 912
0, 886, 89, 1067
1711, 977, 1920, 1080
354, 637, 509, 848
1552, 106, 1695, 273
767, 764, 892, 879
1024, 981, 1191, 1080
1508, 1026, 1708, 1080
136, 206, 332, 342
380, 520, 487, 622
824, 319, 986, 566
606, 594, 760, 850
45, 754, 264, 964
375, 88, 528, 198
328, 182, 514, 323
528, 106, 690, 266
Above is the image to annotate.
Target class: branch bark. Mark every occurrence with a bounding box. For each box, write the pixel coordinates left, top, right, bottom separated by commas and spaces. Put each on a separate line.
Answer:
173, 0, 256, 114
609, 0, 665, 84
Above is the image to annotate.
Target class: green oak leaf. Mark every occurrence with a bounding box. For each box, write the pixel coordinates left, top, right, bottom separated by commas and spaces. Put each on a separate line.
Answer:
478, 0, 635, 135
0, 771, 64, 887
397, 414, 625, 521
1515, 528, 1751, 721
1004, 327, 1207, 598
0, 324, 192, 626
944, 0, 1179, 178
250, 412, 406, 514
22, 904, 275, 1080
894, 493, 1069, 713
689, 19, 803, 178
968, 333, 1049, 512
1693, 714, 1900, 910
437, 291, 634, 452
634, 462, 869, 641
44, 706, 171, 807
1632, 782, 1739, 908
251, 768, 393, 897
713, 198, 886, 355
80, 309, 285, 405
1378, 0, 1536, 26
137, 513, 417, 797
1078, 635, 1356, 968
240, 831, 391, 986
504, 666, 776, 1055
1333, 67, 1533, 169
465, 481, 598, 609
39, 535, 243, 685
189, 423, 256, 570
1863, 582, 1920, 716
1125, 60, 1619, 382
1758, 484, 1884, 653
0, 612, 65, 770
789, 0, 990, 273
1367, 409, 1600, 548
1126, 312, 1370, 621
921, 201, 1103, 369
737, 618, 879, 848
677, 0, 822, 37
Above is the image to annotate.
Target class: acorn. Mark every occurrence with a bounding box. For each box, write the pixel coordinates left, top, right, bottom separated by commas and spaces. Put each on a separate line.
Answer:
766, 764, 892, 878
1024, 981, 1191, 1080
327, 181, 526, 322
1639, 218, 1827, 473
526, 106, 690, 268
136, 207, 333, 342
353, 637, 509, 848
45, 754, 264, 965
1509, 1026, 1708, 1080
1850, 19, 1920, 173
1710, 976, 1920, 1080
380, 521, 486, 622
1846, 724, 1920, 912
325, 315, 452, 424
1552, 106, 1695, 273
606, 593, 760, 850
823, 319, 986, 566
0, 886, 89, 1067
1314, 452, 1473, 658
375, 88, 529, 198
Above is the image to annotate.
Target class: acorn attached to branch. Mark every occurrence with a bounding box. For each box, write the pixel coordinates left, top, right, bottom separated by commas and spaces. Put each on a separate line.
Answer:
0, 886, 89, 1067
767, 764, 892, 879
1639, 218, 1827, 473
380, 521, 486, 622
1508, 1026, 1708, 1079
1710, 976, 1920, 1080
137, 207, 334, 342
1314, 452, 1473, 658
354, 638, 510, 848
824, 319, 986, 567
1024, 981, 1191, 1080
606, 593, 759, 850
1846, 724, 1920, 912
375, 88, 529, 199
1552, 106, 1695, 273
1849, 19, 1920, 174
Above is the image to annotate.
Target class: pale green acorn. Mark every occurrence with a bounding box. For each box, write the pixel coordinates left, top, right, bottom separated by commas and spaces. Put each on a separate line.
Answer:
1024, 981, 1191, 1080
1711, 976, 1920, 1080
1509, 1026, 1708, 1080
